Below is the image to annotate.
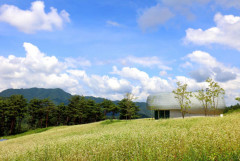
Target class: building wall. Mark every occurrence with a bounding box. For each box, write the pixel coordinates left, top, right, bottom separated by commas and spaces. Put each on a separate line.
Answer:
147, 93, 226, 118
170, 110, 206, 118
147, 92, 226, 112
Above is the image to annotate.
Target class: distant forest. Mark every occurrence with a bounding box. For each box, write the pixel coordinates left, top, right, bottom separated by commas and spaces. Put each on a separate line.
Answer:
0, 93, 140, 136
0, 88, 150, 117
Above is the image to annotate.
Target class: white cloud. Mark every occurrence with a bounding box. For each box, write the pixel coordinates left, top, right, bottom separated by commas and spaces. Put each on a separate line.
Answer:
0, 1, 70, 33
65, 57, 91, 68
138, 5, 174, 31
180, 61, 192, 68
67, 68, 133, 98
186, 51, 219, 68
159, 71, 167, 76
112, 66, 149, 81
112, 66, 173, 100
185, 50, 237, 82
106, 20, 121, 27
185, 13, 240, 51
120, 56, 172, 70
1, 43, 240, 105
182, 50, 240, 105
0, 42, 82, 94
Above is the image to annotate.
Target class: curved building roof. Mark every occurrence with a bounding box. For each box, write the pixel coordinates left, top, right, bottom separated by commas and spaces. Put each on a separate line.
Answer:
147, 92, 226, 111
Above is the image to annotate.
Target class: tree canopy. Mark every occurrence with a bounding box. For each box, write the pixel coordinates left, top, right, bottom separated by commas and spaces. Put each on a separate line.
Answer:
172, 81, 192, 118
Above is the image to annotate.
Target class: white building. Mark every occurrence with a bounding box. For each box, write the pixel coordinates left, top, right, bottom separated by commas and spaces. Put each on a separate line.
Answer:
147, 92, 226, 119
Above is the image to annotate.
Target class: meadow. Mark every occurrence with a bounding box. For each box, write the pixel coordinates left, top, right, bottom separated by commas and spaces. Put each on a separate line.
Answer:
0, 111, 240, 161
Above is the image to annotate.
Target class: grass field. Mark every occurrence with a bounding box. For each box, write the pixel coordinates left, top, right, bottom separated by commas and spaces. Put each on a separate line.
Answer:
1, 112, 240, 161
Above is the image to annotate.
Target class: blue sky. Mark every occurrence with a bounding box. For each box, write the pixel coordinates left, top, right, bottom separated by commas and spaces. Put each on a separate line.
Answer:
0, 0, 240, 105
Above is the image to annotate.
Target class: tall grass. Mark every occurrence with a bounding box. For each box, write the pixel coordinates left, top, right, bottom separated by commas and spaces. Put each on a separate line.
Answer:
0, 112, 240, 160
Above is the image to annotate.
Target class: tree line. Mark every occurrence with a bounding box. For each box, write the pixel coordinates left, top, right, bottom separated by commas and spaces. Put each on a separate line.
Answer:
0, 93, 139, 136
224, 97, 240, 113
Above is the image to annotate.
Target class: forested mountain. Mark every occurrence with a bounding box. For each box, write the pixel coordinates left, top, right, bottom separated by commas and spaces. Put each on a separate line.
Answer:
0, 88, 151, 118
0, 88, 71, 105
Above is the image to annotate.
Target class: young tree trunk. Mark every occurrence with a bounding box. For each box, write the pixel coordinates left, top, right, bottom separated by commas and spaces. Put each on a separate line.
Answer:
40, 119, 43, 128
104, 110, 107, 119
10, 119, 15, 134
0, 113, 5, 136
66, 116, 69, 125
16, 118, 22, 133
46, 113, 49, 128
112, 112, 115, 119
182, 110, 185, 119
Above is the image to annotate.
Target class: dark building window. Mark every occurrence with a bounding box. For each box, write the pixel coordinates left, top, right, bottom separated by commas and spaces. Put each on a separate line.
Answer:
154, 110, 170, 119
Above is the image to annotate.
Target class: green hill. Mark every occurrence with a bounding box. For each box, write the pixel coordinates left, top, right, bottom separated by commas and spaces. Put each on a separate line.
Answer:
0, 88, 151, 118
0, 88, 71, 105
1, 112, 239, 160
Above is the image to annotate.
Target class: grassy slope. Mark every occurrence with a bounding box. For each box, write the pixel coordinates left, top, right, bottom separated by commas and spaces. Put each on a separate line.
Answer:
0, 113, 240, 161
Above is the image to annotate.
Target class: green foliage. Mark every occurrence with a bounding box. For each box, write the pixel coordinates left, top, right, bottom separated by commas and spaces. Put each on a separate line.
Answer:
0, 95, 105, 137
0, 89, 151, 137
236, 97, 240, 102
118, 93, 139, 120
0, 95, 27, 135
195, 88, 211, 116
206, 78, 225, 114
100, 99, 119, 119
0, 88, 151, 117
195, 78, 225, 116
172, 81, 192, 118
224, 104, 240, 114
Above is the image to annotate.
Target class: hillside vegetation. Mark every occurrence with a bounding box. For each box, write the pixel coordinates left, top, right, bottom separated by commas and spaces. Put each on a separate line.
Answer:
1, 112, 239, 161
0, 88, 150, 117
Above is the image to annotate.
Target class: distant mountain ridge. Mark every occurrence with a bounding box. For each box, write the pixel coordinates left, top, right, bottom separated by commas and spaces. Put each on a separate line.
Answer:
0, 88, 72, 105
0, 88, 151, 118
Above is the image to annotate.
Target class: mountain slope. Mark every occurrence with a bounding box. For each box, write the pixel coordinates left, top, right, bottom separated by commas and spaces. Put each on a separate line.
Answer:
0, 88, 151, 117
0, 88, 72, 105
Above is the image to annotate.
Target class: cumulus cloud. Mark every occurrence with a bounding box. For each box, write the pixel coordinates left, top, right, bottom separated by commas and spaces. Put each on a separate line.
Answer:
120, 56, 172, 70
1, 43, 240, 104
112, 66, 174, 100
0, 42, 84, 94
67, 69, 133, 99
185, 13, 240, 50
213, 67, 237, 82
185, 50, 237, 83
0, 43, 134, 100
138, 5, 174, 31
189, 68, 212, 82
0, 1, 70, 33
182, 50, 240, 105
